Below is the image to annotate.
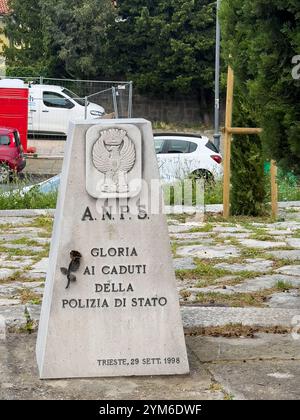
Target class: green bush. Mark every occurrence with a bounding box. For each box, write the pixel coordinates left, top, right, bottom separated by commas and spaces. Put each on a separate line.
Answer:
0, 187, 57, 210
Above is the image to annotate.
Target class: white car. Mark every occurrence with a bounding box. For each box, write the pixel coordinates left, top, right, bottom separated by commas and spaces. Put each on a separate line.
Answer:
28, 84, 105, 135
154, 133, 222, 182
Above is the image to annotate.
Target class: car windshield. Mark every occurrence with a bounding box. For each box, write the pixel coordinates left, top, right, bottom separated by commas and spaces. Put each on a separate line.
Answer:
62, 88, 86, 106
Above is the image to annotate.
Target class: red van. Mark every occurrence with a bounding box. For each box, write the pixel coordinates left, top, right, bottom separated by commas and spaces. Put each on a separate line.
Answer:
0, 127, 26, 183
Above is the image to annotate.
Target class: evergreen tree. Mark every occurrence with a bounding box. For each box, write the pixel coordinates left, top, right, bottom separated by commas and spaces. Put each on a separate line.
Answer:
109, 0, 216, 103
220, 0, 300, 176
1, 0, 45, 73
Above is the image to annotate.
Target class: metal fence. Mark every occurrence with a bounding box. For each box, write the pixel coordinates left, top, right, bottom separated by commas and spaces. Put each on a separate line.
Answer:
0, 77, 133, 139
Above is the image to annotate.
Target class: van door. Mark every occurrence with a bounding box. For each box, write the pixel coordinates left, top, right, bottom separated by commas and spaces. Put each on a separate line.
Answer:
40, 90, 76, 134
28, 87, 41, 133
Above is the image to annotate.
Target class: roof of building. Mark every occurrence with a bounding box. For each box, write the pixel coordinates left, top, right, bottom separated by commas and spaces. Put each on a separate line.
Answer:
0, 0, 9, 15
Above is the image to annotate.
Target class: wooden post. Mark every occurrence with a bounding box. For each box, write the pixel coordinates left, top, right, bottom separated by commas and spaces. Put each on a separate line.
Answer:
270, 160, 278, 219
223, 66, 234, 219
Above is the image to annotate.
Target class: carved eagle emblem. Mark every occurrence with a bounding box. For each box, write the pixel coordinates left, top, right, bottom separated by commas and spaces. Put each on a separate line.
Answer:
92, 128, 136, 193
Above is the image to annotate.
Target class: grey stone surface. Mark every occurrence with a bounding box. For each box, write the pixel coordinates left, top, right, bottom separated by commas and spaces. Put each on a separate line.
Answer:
188, 333, 300, 363
0, 258, 34, 269
0, 299, 21, 307
207, 360, 300, 400
238, 239, 287, 249
276, 265, 300, 276
0, 305, 27, 329
3, 244, 43, 253
177, 245, 240, 259
0, 316, 5, 340
0, 282, 44, 298
0, 269, 16, 281
233, 274, 300, 293
0, 334, 221, 400
0, 217, 35, 226
213, 226, 249, 233
173, 258, 197, 271
266, 230, 293, 236
216, 233, 250, 239
268, 290, 300, 309
0, 210, 55, 218
168, 223, 202, 234
215, 259, 274, 273
171, 232, 212, 241
31, 258, 49, 274
269, 250, 300, 261
182, 307, 300, 328
286, 238, 300, 248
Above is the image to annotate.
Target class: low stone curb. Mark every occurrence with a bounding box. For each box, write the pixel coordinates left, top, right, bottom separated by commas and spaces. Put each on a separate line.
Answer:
0, 209, 56, 217
182, 306, 300, 329
1, 305, 299, 338
0, 201, 299, 218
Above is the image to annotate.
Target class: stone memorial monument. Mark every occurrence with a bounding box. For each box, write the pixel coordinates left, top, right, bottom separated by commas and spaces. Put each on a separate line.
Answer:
36, 119, 189, 379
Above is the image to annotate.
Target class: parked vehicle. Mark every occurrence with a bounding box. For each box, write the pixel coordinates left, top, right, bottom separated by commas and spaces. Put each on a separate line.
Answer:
28, 84, 105, 135
153, 133, 222, 182
18, 133, 222, 193
0, 127, 26, 183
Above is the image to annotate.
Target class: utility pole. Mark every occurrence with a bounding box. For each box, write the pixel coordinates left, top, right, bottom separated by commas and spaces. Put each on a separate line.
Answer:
213, 0, 221, 151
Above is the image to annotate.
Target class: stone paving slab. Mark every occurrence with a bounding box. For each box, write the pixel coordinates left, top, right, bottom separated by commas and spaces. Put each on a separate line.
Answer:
232, 274, 300, 293
215, 259, 274, 273
0, 210, 55, 218
188, 333, 300, 363
269, 250, 300, 261
276, 265, 300, 276
177, 245, 240, 259
168, 223, 202, 234
268, 291, 300, 309
0, 299, 21, 307
3, 244, 44, 253
0, 269, 16, 281
0, 217, 36, 226
173, 258, 197, 271
207, 360, 300, 400
182, 307, 300, 328
238, 239, 287, 249
286, 238, 300, 248
31, 258, 49, 274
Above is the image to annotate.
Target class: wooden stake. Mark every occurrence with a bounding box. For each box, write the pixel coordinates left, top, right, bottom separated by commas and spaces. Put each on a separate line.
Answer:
223, 66, 234, 219
228, 127, 263, 135
270, 160, 278, 219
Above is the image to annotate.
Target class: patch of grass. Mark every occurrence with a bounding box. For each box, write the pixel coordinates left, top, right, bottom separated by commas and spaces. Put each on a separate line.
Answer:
10, 237, 43, 247
185, 324, 291, 337
18, 288, 42, 305
176, 261, 229, 283
209, 383, 223, 393
276, 280, 293, 291
224, 394, 235, 401
0, 245, 46, 258
167, 213, 187, 224
187, 223, 214, 233
205, 214, 273, 225
195, 291, 270, 308
249, 233, 274, 241
0, 187, 57, 210
29, 216, 54, 233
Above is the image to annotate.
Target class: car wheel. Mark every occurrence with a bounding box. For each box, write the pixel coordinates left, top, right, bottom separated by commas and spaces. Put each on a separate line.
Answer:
0, 164, 11, 184
190, 169, 215, 185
